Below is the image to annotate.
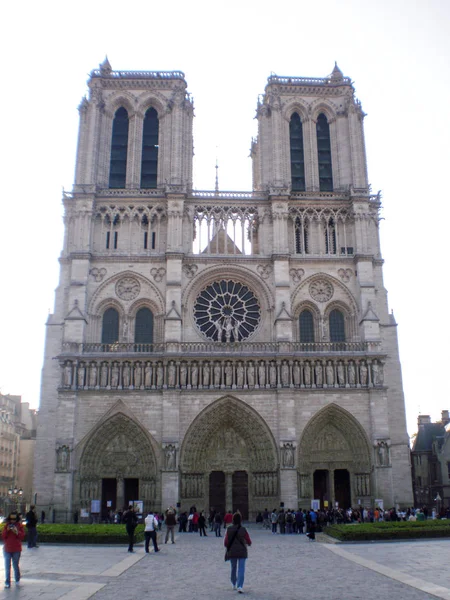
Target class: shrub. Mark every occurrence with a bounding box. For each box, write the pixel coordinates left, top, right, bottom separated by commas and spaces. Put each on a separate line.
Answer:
326, 520, 450, 541
1, 523, 146, 544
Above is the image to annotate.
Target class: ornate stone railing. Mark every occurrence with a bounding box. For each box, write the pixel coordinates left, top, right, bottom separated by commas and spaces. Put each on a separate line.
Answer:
59, 354, 385, 392
91, 69, 186, 81
266, 75, 352, 86
61, 341, 381, 356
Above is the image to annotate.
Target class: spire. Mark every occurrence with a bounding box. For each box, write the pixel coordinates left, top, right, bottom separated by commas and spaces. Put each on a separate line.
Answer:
330, 62, 344, 82
99, 56, 112, 76
215, 156, 219, 194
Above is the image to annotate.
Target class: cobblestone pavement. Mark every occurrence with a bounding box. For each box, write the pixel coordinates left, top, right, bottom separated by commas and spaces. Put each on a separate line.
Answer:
0, 528, 449, 600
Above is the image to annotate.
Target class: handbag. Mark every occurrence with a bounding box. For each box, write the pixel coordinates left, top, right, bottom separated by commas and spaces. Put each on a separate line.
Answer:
224, 526, 240, 561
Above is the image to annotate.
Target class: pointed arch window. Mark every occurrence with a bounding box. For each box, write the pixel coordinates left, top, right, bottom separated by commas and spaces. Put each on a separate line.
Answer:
290, 112, 305, 191
135, 307, 154, 344
295, 217, 309, 254
141, 107, 159, 189
316, 113, 333, 191
102, 308, 119, 344
329, 309, 345, 342
109, 107, 129, 189
299, 309, 315, 343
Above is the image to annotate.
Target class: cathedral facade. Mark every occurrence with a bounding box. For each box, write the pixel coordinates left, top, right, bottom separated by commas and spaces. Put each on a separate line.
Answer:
34, 60, 413, 520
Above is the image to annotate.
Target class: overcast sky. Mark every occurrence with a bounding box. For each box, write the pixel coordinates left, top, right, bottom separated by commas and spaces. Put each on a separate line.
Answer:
1, 0, 449, 437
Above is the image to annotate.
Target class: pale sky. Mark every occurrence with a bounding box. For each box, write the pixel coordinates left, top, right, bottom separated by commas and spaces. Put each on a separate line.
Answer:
1, 0, 449, 437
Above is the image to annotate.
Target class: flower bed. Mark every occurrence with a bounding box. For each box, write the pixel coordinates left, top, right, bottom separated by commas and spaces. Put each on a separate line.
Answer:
326, 520, 450, 542
1, 523, 146, 544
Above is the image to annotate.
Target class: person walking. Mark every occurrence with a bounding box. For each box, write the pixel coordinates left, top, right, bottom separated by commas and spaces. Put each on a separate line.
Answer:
144, 510, 159, 553
123, 506, 138, 552
2, 513, 25, 588
198, 511, 208, 537
271, 509, 278, 534
164, 506, 177, 544
224, 512, 252, 594
214, 512, 222, 537
25, 505, 38, 548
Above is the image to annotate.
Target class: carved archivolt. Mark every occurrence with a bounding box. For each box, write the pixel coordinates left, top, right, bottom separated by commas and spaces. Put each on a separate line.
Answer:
79, 412, 157, 480
298, 404, 371, 473
180, 396, 278, 477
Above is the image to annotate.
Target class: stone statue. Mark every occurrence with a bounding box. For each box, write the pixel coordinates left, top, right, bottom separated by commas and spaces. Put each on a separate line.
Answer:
214, 363, 221, 387
269, 362, 277, 386
56, 445, 70, 471
122, 363, 131, 388
304, 362, 311, 386
236, 362, 244, 387
123, 319, 129, 341
215, 319, 223, 342
337, 361, 345, 386
258, 361, 266, 387
326, 361, 334, 386
224, 317, 233, 342
191, 363, 198, 388
144, 362, 152, 388
77, 364, 86, 388
225, 362, 233, 386
233, 319, 240, 342
111, 363, 119, 388
348, 361, 356, 385
247, 362, 255, 387
203, 362, 210, 387
377, 441, 389, 466
360, 362, 368, 386
156, 363, 164, 387
315, 362, 323, 386
293, 362, 301, 386
372, 360, 380, 386
63, 363, 72, 387
180, 363, 187, 387
89, 362, 97, 387
281, 361, 289, 386
165, 445, 176, 470
100, 362, 108, 388
134, 362, 142, 388
168, 362, 176, 387
283, 443, 295, 468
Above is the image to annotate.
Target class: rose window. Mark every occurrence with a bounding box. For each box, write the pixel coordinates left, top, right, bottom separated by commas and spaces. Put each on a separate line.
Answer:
194, 280, 261, 342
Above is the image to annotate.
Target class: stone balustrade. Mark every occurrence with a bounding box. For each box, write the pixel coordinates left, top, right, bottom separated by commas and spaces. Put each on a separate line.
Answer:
61, 340, 382, 356
60, 356, 385, 391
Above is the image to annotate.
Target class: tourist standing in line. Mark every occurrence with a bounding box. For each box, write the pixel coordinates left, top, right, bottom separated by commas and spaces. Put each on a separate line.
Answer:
144, 510, 159, 553
271, 509, 278, 534
224, 512, 252, 594
3, 513, 25, 588
224, 510, 233, 529
25, 505, 38, 548
214, 512, 223, 537
165, 507, 177, 544
198, 511, 208, 536
123, 506, 138, 552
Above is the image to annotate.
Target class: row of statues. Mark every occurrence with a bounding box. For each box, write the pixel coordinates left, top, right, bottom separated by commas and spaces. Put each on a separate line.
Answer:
62, 358, 384, 390
298, 471, 373, 498
253, 472, 278, 496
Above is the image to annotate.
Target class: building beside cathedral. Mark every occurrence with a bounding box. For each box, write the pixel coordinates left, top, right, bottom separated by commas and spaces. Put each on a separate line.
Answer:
34, 59, 413, 520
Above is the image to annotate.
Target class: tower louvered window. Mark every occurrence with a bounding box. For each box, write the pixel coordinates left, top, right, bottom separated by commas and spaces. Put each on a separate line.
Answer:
101, 308, 119, 344
135, 308, 154, 344
329, 309, 345, 342
141, 108, 159, 189
109, 107, 129, 188
316, 113, 333, 191
299, 310, 315, 343
290, 113, 305, 191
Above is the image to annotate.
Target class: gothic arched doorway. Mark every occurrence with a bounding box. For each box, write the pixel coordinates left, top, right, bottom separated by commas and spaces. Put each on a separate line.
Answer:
77, 413, 158, 516
180, 396, 278, 519
298, 404, 371, 509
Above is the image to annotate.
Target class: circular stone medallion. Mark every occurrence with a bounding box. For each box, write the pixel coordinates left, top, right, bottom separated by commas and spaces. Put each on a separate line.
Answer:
309, 279, 334, 302
116, 277, 141, 301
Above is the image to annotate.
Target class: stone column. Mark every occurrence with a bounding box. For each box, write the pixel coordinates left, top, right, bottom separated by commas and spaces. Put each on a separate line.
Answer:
225, 472, 233, 512
116, 476, 124, 509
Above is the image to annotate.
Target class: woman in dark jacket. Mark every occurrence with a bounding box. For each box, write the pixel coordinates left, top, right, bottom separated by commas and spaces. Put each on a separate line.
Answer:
224, 512, 252, 593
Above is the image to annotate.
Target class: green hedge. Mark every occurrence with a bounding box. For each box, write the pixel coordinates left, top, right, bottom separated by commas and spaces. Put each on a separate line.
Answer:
1, 523, 146, 545
326, 520, 450, 541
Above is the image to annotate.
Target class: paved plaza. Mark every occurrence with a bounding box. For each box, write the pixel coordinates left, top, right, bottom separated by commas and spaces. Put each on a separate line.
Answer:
1, 527, 450, 600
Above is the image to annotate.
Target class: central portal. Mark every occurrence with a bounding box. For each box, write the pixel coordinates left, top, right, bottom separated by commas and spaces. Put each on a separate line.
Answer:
209, 471, 226, 516
232, 471, 248, 519
209, 470, 248, 519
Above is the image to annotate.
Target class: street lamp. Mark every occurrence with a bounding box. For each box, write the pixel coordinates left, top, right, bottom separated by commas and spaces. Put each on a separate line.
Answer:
8, 486, 23, 511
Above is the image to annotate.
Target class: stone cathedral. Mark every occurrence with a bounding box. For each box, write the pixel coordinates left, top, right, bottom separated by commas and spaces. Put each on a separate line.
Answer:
34, 59, 413, 520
